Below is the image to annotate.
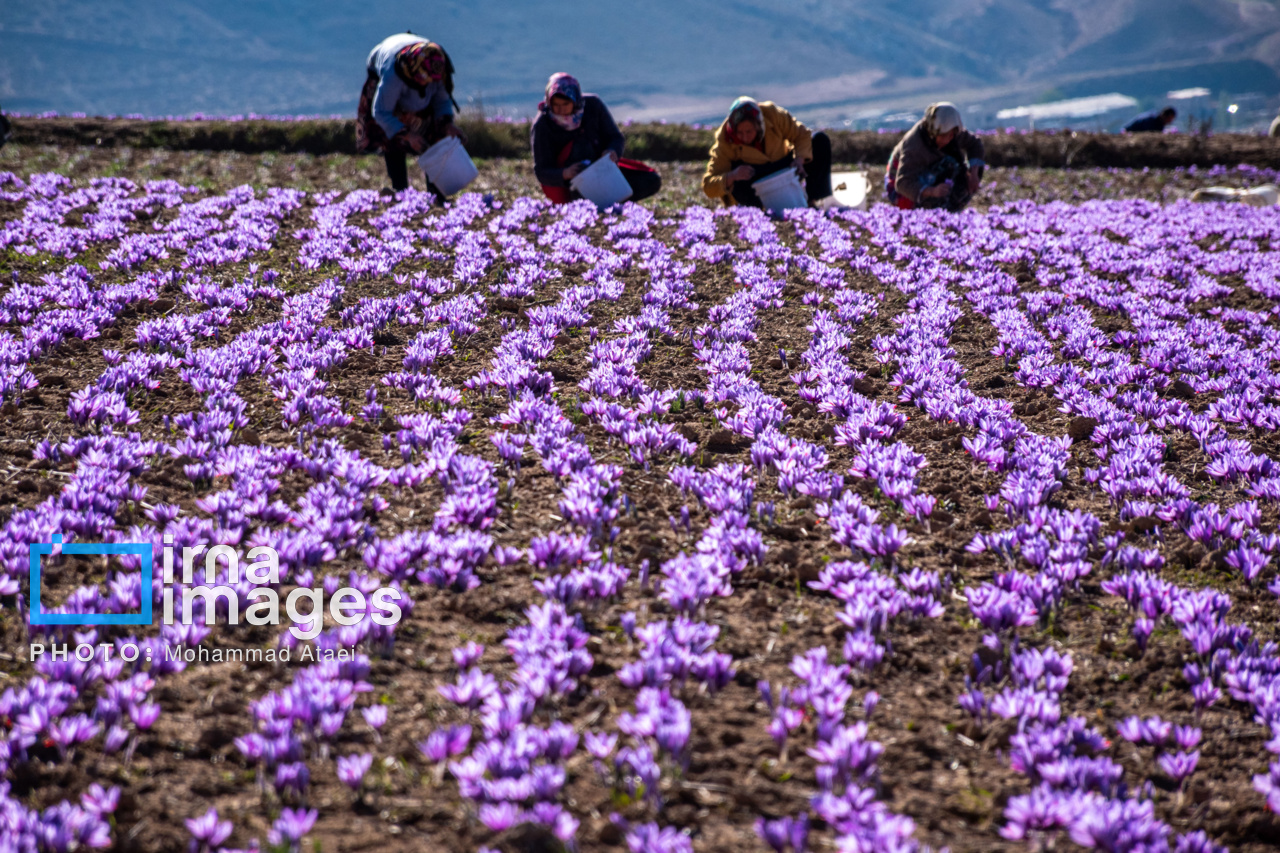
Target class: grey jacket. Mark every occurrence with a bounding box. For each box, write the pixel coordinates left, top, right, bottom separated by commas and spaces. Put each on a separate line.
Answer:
366, 33, 453, 138
888, 119, 985, 204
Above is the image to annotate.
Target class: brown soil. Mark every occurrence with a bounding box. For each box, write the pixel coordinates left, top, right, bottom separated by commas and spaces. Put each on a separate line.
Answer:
1, 155, 1278, 853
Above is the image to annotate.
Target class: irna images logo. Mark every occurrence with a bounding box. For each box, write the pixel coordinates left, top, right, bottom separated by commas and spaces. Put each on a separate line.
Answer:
28, 534, 403, 637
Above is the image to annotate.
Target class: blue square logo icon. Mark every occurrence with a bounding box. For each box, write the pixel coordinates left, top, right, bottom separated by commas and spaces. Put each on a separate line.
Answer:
29, 534, 153, 626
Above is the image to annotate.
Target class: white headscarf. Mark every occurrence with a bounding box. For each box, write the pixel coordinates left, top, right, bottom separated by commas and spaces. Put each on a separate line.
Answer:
923, 102, 963, 138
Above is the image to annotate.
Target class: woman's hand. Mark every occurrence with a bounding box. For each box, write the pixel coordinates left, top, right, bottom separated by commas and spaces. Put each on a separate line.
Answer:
921, 184, 950, 200
794, 160, 807, 180
400, 132, 428, 154
727, 164, 755, 184
445, 123, 468, 144
967, 167, 981, 194
563, 162, 587, 182
606, 150, 619, 164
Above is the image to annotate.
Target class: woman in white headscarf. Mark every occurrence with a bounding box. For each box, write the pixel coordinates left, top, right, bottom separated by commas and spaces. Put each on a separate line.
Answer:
885, 102, 985, 211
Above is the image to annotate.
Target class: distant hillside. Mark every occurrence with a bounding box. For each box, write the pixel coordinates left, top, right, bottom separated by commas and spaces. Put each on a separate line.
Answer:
1, 0, 1277, 127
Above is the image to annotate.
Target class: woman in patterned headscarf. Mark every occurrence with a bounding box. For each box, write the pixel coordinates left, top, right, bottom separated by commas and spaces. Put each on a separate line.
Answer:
530, 72, 661, 205
702, 96, 835, 208
356, 32, 466, 193
884, 102, 985, 211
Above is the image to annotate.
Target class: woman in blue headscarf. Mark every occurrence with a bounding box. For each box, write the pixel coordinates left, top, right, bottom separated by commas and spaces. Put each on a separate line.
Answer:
530, 73, 661, 204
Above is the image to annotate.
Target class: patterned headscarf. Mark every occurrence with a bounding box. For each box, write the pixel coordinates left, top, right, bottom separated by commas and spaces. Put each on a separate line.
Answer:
539, 73, 584, 131
725, 97, 764, 147
923, 102, 963, 139
396, 41, 447, 88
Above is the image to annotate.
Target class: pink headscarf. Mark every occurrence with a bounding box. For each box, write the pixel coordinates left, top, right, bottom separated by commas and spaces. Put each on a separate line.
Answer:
539, 73, 584, 131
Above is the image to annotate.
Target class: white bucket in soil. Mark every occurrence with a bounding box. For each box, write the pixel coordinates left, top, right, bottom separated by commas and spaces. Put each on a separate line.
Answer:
752, 168, 808, 211
1242, 184, 1279, 206
830, 170, 869, 210
1191, 184, 1280, 207
570, 157, 633, 208
417, 137, 479, 197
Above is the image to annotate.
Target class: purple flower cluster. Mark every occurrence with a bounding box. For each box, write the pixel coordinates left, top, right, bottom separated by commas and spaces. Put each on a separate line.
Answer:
7, 158, 1280, 853
855, 197, 1279, 849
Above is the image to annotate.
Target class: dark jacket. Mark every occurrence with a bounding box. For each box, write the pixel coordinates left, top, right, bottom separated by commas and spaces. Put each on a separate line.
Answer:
1123, 111, 1168, 133
886, 120, 985, 205
531, 95, 625, 187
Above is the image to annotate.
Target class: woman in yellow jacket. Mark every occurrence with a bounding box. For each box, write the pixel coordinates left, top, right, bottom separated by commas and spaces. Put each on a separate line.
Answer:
702, 97, 833, 208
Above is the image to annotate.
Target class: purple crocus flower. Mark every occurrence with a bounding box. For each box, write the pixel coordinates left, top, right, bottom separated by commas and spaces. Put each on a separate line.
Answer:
361, 705, 387, 730
186, 807, 233, 849
336, 753, 374, 791
270, 807, 317, 846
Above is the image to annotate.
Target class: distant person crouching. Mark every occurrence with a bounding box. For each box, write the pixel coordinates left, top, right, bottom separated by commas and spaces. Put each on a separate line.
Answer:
355, 32, 466, 193
531, 73, 661, 204
1123, 107, 1176, 133
885, 102, 984, 212
702, 97, 834, 208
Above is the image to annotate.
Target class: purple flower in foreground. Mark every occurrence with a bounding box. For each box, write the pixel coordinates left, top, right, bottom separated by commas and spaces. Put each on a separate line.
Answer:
1174, 725, 1201, 750
438, 667, 498, 709
627, 822, 693, 853
361, 705, 387, 730
270, 807, 317, 847
585, 731, 618, 759
336, 753, 374, 791
274, 761, 310, 798
1175, 830, 1228, 853
1191, 679, 1222, 714
104, 724, 130, 753
756, 814, 808, 852
130, 701, 161, 729
478, 802, 523, 832
1158, 750, 1199, 785
419, 725, 471, 762
186, 807, 233, 849
81, 783, 120, 816
1000, 787, 1076, 840
1116, 716, 1144, 743
452, 641, 485, 669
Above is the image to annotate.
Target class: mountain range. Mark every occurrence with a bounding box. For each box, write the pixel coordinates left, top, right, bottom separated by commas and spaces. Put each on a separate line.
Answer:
1, 0, 1277, 128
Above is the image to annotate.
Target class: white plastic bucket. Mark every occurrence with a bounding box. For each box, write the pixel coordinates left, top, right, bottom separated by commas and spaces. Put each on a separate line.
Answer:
1190, 186, 1242, 203
830, 171, 869, 210
417, 137, 479, 197
1191, 185, 1280, 207
1243, 184, 1279, 207
570, 157, 633, 208
752, 168, 808, 211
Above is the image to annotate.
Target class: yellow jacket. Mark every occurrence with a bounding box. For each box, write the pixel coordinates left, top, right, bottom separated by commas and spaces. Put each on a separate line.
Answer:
702, 102, 814, 203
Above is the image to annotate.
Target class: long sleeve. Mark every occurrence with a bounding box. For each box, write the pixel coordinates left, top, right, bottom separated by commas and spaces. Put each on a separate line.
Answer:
591, 98, 625, 158
771, 104, 813, 162
372, 73, 407, 137
893, 135, 930, 204
701, 132, 737, 200
531, 116, 568, 187
957, 130, 985, 169
427, 83, 453, 119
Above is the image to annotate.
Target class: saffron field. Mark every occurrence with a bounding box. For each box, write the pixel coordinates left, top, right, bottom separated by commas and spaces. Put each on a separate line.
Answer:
3, 146, 1280, 853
